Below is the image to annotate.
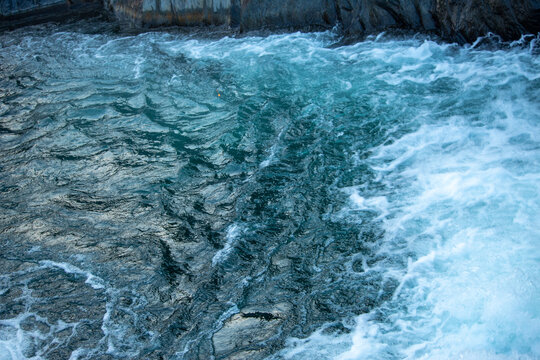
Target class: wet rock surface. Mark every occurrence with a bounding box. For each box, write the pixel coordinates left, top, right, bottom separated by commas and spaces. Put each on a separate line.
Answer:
1, 0, 65, 16
0, 0, 104, 31
0, 0, 106, 31
102, 0, 540, 42
434, 0, 540, 42
2, 0, 539, 41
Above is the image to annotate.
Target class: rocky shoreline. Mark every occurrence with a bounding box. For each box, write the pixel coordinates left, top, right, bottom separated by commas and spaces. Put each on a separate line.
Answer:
2, 0, 540, 43
0, 0, 103, 31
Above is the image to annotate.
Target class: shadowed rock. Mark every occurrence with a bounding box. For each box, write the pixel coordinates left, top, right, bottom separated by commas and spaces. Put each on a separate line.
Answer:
434, 0, 540, 42
2, 0, 539, 42
103, 0, 540, 42
0, 0, 104, 31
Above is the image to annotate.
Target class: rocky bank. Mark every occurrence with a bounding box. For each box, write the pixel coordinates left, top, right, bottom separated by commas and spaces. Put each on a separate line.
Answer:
106, 0, 540, 42
1, 0, 540, 42
0, 0, 103, 30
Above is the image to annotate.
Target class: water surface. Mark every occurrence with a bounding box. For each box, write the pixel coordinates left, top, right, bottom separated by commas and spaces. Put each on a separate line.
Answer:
1, 20, 539, 359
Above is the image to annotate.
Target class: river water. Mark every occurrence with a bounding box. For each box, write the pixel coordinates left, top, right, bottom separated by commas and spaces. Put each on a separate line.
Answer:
0, 19, 539, 360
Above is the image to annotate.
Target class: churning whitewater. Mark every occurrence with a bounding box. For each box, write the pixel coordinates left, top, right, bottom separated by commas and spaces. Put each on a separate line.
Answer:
0, 20, 539, 360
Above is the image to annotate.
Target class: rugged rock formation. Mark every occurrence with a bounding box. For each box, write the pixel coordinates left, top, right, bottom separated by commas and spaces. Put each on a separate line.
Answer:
105, 0, 339, 30
1, 0, 66, 16
434, 0, 540, 42
103, 0, 540, 42
336, 0, 437, 34
0, 0, 103, 30
336, 0, 540, 42
2, 0, 539, 42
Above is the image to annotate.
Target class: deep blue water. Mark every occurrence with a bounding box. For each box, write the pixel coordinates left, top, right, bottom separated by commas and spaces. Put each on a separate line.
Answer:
1, 20, 539, 360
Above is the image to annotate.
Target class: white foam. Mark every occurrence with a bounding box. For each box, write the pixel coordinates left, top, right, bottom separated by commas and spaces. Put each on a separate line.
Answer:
39, 260, 105, 289
212, 224, 243, 266
133, 55, 144, 79
260, 126, 286, 169
274, 39, 540, 360
0, 300, 83, 360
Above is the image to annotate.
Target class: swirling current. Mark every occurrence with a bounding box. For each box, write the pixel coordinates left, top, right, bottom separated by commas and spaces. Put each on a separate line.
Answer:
1, 19, 539, 360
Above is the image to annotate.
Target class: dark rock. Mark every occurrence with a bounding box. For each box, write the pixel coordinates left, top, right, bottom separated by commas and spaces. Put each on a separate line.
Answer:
335, 0, 540, 42
104, 0, 540, 42
239, 0, 337, 31
434, 0, 540, 42
1, 0, 66, 16
3, 0, 539, 42
0, 0, 104, 31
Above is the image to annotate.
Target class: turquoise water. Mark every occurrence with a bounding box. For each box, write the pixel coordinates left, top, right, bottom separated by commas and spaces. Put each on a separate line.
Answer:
0, 21, 539, 359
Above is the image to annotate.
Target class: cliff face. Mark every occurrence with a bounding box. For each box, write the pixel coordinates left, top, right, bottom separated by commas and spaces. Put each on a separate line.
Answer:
106, 0, 339, 29
105, 0, 540, 42
335, 0, 540, 42
0, 0, 103, 30
1, 0, 539, 42
434, 0, 540, 42
1, 0, 66, 16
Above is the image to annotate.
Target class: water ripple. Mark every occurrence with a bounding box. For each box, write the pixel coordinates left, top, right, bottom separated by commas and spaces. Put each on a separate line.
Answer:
1, 20, 539, 360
